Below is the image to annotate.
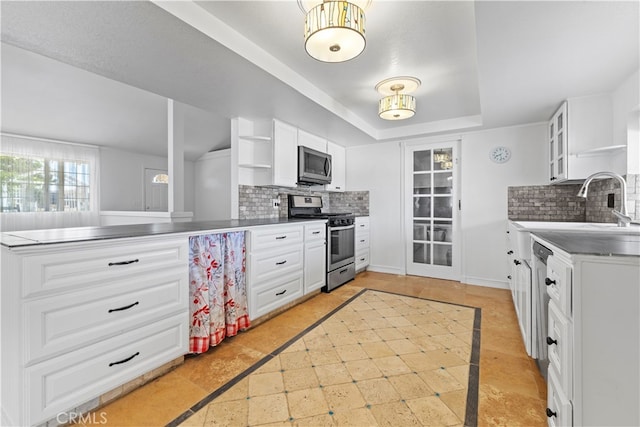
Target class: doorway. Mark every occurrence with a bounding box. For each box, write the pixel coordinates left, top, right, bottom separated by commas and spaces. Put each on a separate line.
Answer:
144, 168, 168, 212
404, 140, 461, 280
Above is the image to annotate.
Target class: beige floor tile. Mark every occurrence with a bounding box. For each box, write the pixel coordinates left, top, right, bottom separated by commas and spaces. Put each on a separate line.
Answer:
204, 398, 249, 426
405, 395, 462, 426
314, 362, 354, 386
334, 343, 369, 362
418, 368, 465, 394
369, 401, 421, 427
387, 372, 435, 400
360, 341, 396, 359
279, 350, 313, 370
330, 407, 378, 426
385, 338, 422, 355
308, 348, 341, 366
344, 358, 384, 381
247, 393, 290, 425
287, 388, 330, 420
322, 383, 367, 411
439, 389, 468, 422
214, 376, 249, 403
356, 377, 401, 405
283, 367, 320, 391
373, 355, 413, 376
249, 371, 285, 396
293, 413, 335, 426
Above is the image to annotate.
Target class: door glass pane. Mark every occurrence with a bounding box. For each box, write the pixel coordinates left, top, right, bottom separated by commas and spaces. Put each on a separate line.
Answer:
413, 196, 431, 217
433, 221, 452, 242
413, 242, 430, 264
413, 173, 431, 194
433, 244, 452, 266
557, 132, 563, 156
557, 112, 563, 131
413, 220, 431, 241
433, 196, 452, 218
414, 151, 431, 172
433, 148, 453, 171
433, 172, 453, 194
550, 123, 554, 138
558, 157, 564, 175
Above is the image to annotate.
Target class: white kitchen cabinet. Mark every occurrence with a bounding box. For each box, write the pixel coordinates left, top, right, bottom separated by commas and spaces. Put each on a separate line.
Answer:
272, 119, 298, 187
326, 140, 346, 192
1, 235, 189, 427
548, 94, 618, 183
303, 223, 326, 293
532, 235, 640, 426
247, 224, 305, 319
297, 129, 327, 152
355, 216, 370, 272
506, 222, 533, 356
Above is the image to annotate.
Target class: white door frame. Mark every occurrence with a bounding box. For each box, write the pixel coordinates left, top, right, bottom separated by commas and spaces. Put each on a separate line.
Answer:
401, 138, 462, 281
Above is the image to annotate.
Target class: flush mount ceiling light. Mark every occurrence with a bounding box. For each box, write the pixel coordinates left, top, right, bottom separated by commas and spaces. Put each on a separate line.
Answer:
298, 0, 369, 62
376, 76, 421, 120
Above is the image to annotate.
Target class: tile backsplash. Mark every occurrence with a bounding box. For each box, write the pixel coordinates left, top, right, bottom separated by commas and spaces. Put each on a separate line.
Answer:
508, 173, 639, 223
238, 185, 369, 219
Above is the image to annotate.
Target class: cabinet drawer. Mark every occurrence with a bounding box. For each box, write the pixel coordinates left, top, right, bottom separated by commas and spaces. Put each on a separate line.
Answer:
356, 233, 370, 251
547, 301, 572, 397
24, 268, 188, 364
355, 217, 370, 232
250, 272, 303, 319
249, 225, 303, 251
355, 250, 369, 271
547, 368, 573, 427
250, 246, 303, 283
304, 223, 326, 241
547, 255, 572, 316
22, 237, 188, 298
26, 313, 188, 426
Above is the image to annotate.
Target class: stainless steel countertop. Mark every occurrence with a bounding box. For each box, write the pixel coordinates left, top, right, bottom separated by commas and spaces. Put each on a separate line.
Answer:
0, 218, 326, 248
533, 231, 640, 257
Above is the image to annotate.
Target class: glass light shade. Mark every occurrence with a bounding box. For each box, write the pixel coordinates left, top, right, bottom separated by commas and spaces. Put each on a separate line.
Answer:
433, 152, 451, 163
304, 1, 366, 62
378, 94, 416, 120
440, 161, 453, 170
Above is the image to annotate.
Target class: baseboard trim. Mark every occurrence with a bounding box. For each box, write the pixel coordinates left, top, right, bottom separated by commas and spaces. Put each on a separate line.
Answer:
367, 265, 405, 275
461, 276, 509, 290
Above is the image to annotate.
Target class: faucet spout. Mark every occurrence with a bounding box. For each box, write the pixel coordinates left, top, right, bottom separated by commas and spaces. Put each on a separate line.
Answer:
577, 171, 630, 227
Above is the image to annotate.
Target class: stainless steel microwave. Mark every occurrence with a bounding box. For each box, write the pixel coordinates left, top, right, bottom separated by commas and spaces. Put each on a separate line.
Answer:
298, 145, 332, 185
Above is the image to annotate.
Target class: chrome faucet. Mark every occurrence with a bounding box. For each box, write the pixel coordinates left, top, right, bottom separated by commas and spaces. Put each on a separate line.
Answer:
577, 171, 631, 227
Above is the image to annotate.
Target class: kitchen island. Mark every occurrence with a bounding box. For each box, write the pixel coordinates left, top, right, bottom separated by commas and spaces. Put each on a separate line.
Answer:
531, 230, 639, 427
0, 218, 327, 427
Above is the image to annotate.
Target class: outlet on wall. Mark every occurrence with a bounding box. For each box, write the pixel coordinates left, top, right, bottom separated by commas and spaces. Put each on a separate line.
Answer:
272, 199, 280, 209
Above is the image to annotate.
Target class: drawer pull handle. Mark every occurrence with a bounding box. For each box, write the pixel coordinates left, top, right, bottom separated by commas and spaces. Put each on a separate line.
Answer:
546, 408, 557, 418
275, 289, 287, 296
545, 278, 556, 286
507, 250, 513, 255
513, 260, 521, 265
108, 301, 140, 313
276, 260, 287, 266
507, 275, 512, 280
312, 231, 321, 235
360, 239, 366, 243
275, 235, 287, 240
108, 259, 139, 267
109, 351, 140, 367
339, 268, 349, 274
360, 257, 365, 261
546, 336, 558, 346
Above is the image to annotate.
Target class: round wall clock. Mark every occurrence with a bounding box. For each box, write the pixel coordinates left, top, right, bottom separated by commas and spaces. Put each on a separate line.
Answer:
489, 146, 511, 163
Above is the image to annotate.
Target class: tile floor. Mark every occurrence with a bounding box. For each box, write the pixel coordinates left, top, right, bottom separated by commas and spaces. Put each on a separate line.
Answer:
83, 272, 547, 426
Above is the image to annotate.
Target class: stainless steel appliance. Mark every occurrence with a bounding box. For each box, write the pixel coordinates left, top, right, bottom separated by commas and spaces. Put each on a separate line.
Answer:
532, 241, 552, 380
298, 146, 332, 185
288, 195, 355, 292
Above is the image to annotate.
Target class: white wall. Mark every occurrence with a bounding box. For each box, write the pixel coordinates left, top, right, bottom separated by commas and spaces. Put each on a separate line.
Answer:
346, 123, 547, 287
347, 141, 404, 275
460, 123, 547, 287
100, 147, 195, 213
612, 68, 640, 174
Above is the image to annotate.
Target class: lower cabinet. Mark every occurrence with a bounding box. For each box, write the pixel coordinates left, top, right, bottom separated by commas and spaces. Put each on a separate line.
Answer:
304, 223, 326, 293
355, 216, 370, 272
1, 235, 189, 427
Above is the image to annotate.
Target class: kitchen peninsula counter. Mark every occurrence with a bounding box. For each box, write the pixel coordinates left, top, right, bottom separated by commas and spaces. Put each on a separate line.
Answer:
533, 231, 640, 257
0, 217, 326, 248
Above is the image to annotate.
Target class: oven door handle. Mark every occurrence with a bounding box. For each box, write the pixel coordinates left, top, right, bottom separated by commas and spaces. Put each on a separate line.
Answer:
329, 225, 354, 231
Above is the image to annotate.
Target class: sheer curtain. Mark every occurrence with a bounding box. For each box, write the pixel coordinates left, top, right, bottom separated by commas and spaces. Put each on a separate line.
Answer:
0, 134, 100, 232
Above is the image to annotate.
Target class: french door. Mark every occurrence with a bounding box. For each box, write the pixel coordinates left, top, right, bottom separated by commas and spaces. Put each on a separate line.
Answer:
404, 140, 461, 280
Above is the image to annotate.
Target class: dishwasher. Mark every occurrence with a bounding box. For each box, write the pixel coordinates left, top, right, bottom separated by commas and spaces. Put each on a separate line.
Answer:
532, 241, 552, 380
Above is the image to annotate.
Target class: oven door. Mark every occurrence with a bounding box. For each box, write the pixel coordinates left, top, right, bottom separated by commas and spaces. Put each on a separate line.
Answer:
327, 224, 355, 272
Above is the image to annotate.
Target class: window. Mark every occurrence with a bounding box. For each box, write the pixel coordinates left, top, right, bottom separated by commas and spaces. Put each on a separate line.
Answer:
0, 156, 91, 213
0, 134, 99, 231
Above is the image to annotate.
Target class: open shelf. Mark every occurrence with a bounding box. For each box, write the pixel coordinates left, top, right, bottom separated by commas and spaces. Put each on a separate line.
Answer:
573, 144, 626, 158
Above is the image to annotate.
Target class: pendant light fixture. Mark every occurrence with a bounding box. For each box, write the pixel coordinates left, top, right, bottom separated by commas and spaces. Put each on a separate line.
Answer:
298, 0, 369, 62
376, 76, 421, 120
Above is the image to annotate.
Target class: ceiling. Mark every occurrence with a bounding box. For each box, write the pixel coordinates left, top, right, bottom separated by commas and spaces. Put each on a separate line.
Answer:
1, 1, 638, 161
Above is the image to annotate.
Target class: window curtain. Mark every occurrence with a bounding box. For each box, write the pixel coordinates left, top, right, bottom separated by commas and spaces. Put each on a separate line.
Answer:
0, 134, 100, 232
189, 231, 250, 354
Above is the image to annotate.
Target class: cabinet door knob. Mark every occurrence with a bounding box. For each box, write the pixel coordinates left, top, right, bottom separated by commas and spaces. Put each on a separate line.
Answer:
550, 177, 557, 181
507, 275, 512, 280
513, 259, 521, 265
545, 278, 556, 286
546, 336, 558, 346
546, 408, 557, 418
507, 250, 513, 255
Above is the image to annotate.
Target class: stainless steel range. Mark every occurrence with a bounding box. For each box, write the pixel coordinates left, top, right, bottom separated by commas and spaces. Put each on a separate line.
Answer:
288, 195, 355, 292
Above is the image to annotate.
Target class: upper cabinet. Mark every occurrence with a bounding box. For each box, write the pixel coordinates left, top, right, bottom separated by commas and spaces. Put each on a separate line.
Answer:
326, 141, 346, 192
272, 120, 298, 188
548, 94, 624, 183
298, 129, 327, 153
